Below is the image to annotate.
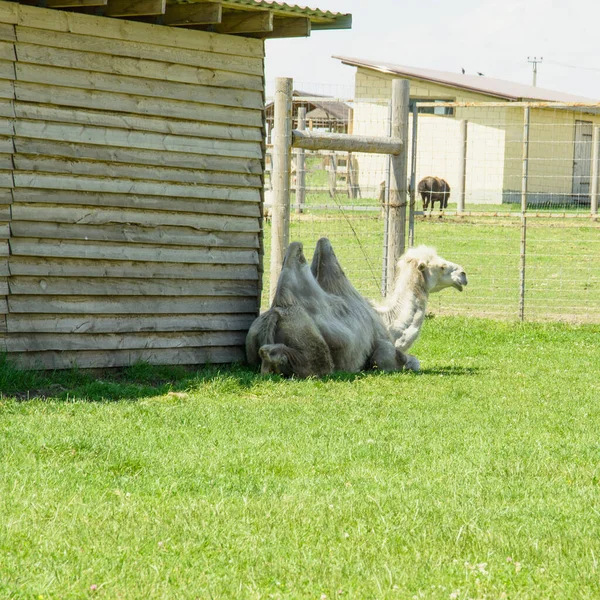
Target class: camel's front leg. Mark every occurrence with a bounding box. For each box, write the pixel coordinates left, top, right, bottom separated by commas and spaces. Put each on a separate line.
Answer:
392, 322, 422, 353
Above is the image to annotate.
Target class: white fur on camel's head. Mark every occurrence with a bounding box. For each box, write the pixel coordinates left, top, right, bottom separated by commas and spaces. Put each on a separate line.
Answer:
375, 245, 468, 353
398, 246, 468, 293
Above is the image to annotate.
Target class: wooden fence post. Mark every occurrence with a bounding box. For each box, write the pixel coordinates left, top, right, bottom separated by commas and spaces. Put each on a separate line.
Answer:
269, 77, 293, 304
295, 106, 306, 214
456, 119, 468, 213
386, 79, 410, 294
591, 126, 600, 216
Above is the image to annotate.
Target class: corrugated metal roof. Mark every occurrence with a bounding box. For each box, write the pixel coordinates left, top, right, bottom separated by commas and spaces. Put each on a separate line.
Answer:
334, 56, 598, 103
221, 0, 347, 21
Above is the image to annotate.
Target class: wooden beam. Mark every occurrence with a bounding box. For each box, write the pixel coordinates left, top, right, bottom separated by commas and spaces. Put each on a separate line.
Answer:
292, 130, 403, 155
161, 2, 221, 26
247, 16, 310, 39
311, 14, 352, 31
212, 10, 272, 34
106, 0, 166, 17
47, 0, 107, 7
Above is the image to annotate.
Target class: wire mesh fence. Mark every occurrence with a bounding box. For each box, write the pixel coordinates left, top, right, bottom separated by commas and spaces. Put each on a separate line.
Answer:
263, 91, 393, 305
411, 102, 600, 322
262, 91, 600, 323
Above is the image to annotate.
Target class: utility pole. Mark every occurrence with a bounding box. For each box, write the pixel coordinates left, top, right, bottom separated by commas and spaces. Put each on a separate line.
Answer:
527, 56, 543, 87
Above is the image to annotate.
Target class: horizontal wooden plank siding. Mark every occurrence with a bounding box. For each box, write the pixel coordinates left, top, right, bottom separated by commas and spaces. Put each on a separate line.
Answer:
10, 239, 259, 264
14, 104, 263, 142
5, 331, 248, 352
16, 21, 264, 67
15, 82, 263, 127
10, 346, 246, 370
11, 204, 260, 232
15, 41, 264, 91
8, 277, 259, 296
10, 223, 260, 249
8, 296, 259, 314
0, 2, 265, 369
12, 174, 262, 202
15, 63, 264, 110
0, 37, 10, 322
8, 257, 259, 280
13, 155, 263, 187
14, 140, 263, 175
7, 313, 256, 333
14, 115, 263, 153
12, 190, 262, 218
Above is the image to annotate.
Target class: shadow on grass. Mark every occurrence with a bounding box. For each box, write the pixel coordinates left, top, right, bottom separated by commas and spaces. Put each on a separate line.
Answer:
419, 366, 482, 376
1, 355, 482, 402
0, 355, 265, 402
319, 365, 483, 382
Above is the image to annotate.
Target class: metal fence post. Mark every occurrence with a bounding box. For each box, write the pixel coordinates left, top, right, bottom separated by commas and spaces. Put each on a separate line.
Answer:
269, 77, 293, 304
295, 106, 306, 214
456, 119, 468, 213
519, 107, 530, 321
386, 79, 410, 294
591, 126, 600, 216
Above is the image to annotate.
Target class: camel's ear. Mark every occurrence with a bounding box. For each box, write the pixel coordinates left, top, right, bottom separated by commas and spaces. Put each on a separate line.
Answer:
418, 261, 427, 272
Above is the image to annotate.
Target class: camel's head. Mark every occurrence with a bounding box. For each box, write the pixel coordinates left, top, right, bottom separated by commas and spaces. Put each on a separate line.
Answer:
259, 343, 298, 377
402, 246, 468, 293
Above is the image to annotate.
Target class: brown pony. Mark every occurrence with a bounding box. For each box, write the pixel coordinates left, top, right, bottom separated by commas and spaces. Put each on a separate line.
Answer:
418, 176, 451, 214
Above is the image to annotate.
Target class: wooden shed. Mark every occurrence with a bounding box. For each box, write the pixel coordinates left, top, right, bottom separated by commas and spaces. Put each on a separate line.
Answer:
0, 0, 350, 370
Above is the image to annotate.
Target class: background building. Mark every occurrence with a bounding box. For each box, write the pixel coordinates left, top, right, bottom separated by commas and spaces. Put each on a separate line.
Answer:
335, 56, 600, 205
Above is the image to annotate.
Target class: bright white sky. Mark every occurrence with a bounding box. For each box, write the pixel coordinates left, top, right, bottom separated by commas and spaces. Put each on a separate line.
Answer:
264, 0, 600, 100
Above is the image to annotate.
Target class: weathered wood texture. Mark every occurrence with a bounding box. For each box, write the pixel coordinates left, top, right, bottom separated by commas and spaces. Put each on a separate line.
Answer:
292, 130, 403, 155
0, 2, 265, 369
0, 34, 10, 319
10, 346, 246, 370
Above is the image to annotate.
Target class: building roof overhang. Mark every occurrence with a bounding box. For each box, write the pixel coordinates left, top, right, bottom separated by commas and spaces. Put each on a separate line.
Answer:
334, 55, 597, 103
7, 0, 351, 38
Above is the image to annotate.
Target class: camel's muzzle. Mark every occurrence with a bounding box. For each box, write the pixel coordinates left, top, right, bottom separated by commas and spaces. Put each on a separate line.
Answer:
452, 271, 468, 291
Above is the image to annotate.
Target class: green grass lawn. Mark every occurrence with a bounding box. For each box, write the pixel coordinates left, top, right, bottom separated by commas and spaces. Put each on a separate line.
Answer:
2, 318, 600, 598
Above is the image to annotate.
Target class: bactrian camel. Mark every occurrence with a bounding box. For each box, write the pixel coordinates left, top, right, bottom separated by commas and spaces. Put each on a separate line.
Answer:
246, 241, 419, 377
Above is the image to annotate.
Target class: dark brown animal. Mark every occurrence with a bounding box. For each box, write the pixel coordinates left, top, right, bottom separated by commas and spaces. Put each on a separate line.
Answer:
418, 176, 451, 214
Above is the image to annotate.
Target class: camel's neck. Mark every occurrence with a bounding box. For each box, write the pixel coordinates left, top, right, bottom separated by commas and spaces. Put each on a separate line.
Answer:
378, 266, 429, 338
